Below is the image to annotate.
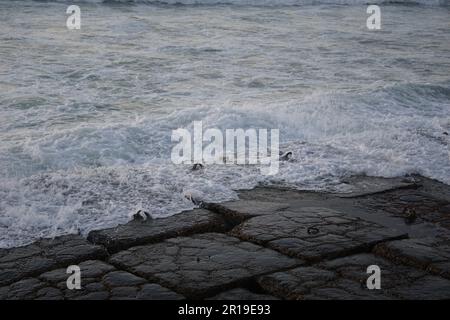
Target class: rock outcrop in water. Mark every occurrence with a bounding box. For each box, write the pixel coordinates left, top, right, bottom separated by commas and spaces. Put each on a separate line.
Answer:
1, 175, 450, 300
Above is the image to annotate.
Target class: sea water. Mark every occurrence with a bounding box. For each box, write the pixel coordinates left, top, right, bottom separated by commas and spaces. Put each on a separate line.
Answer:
0, 0, 449, 248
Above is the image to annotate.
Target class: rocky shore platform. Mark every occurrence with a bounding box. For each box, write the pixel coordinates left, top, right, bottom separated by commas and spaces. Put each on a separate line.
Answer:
1, 175, 450, 300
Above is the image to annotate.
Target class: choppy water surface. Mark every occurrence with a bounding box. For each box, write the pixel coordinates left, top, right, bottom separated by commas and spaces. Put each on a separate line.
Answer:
0, 0, 449, 247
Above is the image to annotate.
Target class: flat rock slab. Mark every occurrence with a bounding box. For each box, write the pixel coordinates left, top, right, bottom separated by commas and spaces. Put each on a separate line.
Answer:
206, 200, 290, 222
333, 176, 417, 198
109, 233, 301, 299
0, 235, 107, 287
0, 260, 184, 300
258, 253, 450, 300
88, 209, 227, 253
356, 187, 450, 229
374, 238, 450, 279
230, 207, 407, 262
208, 288, 278, 300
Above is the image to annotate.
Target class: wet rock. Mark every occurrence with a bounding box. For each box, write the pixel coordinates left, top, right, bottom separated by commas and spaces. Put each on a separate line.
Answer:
399, 195, 427, 202
304, 279, 394, 300
389, 276, 450, 300
208, 288, 278, 300
205, 200, 289, 222
230, 207, 406, 261
110, 286, 139, 299
35, 287, 64, 300
356, 185, 450, 228
109, 233, 300, 298
374, 238, 450, 279
136, 284, 184, 300
40, 260, 114, 284
258, 253, 450, 300
0, 260, 184, 300
317, 253, 426, 287
88, 209, 227, 253
0, 235, 107, 286
73, 291, 110, 300
102, 271, 146, 287
258, 267, 337, 299
333, 176, 417, 198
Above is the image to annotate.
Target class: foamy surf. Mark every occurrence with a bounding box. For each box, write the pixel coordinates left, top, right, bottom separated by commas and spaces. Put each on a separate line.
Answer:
0, 2, 449, 248
17, 0, 450, 6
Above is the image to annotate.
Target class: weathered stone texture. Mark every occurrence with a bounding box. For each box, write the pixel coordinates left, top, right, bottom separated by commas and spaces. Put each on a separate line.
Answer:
231, 207, 406, 261
258, 253, 450, 300
88, 209, 227, 252
109, 233, 300, 298
206, 200, 289, 221
0, 235, 107, 287
374, 238, 450, 279
0, 260, 184, 300
208, 288, 278, 300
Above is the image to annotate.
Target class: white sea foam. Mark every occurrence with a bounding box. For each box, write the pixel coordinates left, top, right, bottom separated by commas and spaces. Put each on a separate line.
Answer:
8, 0, 450, 6
0, 2, 449, 247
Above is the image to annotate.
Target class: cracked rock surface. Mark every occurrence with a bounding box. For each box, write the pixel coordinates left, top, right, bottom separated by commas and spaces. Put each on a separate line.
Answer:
258, 253, 450, 300
374, 237, 450, 279
208, 288, 278, 300
231, 207, 406, 261
206, 200, 290, 221
109, 233, 300, 298
0, 260, 184, 300
1, 175, 449, 300
0, 235, 107, 287
88, 209, 227, 253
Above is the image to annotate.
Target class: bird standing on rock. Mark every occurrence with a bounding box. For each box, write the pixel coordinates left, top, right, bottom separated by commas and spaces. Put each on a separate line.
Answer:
133, 210, 152, 221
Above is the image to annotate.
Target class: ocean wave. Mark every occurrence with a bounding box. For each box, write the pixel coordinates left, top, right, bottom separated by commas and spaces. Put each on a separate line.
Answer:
1, 1, 449, 248
12, 0, 450, 6
1, 82, 449, 248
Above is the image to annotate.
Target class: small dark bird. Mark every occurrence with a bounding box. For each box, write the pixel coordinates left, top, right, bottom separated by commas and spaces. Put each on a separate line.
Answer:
133, 210, 152, 221
403, 207, 417, 224
279, 151, 293, 161
443, 132, 449, 136
192, 163, 204, 171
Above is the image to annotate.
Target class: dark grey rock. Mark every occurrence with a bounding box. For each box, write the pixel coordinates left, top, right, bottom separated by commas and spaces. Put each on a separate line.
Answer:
258, 253, 450, 300
102, 271, 146, 287
258, 267, 337, 299
0, 235, 107, 286
208, 288, 279, 300
3, 278, 47, 300
206, 200, 289, 221
355, 183, 450, 229
0, 259, 184, 300
35, 287, 64, 300
136, 284, 184, 300
231, 207, 406, 261
73, 291, 110, 300
333, 176, 417, 198
317, 253, 426, 288
374, 238, 450, 279
109, 233, 300, 298
306, 279, 394, 300
40, 260, 115, 284
399, 195, 427, 202
88, 209, 227, 252
389, 276, 450, 300
110, 286, 139, 298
